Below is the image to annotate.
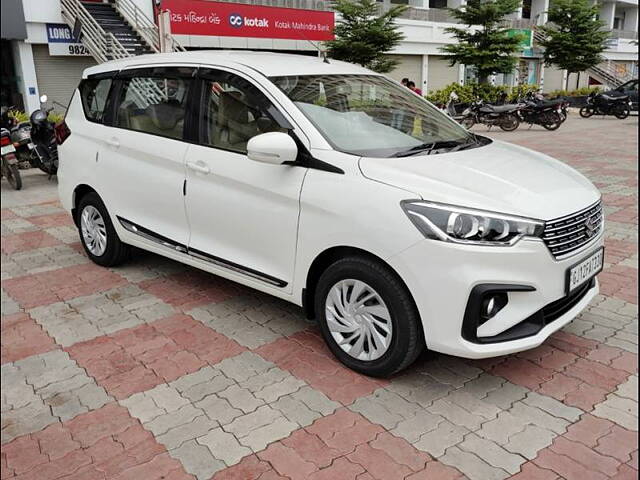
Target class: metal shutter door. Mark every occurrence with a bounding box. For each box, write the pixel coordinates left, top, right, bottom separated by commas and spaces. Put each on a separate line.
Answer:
388, 55, 423, 87
427, 56, 459, 92
32, 44, 96, 109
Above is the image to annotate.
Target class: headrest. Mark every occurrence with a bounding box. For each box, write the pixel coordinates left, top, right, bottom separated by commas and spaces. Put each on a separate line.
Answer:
147, 103, 183, 131
219, 91, 249, 126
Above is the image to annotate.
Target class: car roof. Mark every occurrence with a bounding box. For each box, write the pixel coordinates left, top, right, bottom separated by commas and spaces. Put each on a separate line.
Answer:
83, 50, 376, 78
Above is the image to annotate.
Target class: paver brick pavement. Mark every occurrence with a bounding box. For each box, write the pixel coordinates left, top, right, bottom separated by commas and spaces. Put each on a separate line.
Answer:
1, 116, 637, 478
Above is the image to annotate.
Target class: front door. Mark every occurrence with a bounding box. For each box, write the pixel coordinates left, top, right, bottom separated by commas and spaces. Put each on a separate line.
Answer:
98, 67, 194, 247
184, 69, 306, 291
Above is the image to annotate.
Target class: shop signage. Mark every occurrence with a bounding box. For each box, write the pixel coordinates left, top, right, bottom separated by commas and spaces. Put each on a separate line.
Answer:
162, 0, 335, 41
46, 23, 90, 56
507, 28, 533, 49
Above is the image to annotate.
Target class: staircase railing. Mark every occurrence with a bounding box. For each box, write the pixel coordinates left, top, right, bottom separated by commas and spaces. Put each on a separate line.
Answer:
589, 62, 635, 88
60, 0, 131, 62
114, 0, 186, 53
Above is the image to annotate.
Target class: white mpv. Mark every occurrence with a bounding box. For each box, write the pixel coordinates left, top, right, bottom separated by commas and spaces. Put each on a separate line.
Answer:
58, 51, 604, 377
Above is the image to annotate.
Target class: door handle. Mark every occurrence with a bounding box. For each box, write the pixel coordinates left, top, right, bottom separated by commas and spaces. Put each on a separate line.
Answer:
187, 161, 210, 175
106, 137, 120, 148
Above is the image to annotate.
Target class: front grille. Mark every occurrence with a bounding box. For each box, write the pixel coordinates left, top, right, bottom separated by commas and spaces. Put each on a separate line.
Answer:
543, 201, 603, 259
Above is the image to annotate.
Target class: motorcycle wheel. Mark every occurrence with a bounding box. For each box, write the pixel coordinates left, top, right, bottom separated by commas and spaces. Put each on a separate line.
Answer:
614, 104, 630, 120
2, 161, 22, 190
579, 106, 594, 118
542, 112, 563, 131
35, 147, 56, 175
499, 113, 520, 132
460, 117, 475, 130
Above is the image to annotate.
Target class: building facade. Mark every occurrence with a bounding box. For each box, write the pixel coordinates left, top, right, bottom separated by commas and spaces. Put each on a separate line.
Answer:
1, 0, 638, 114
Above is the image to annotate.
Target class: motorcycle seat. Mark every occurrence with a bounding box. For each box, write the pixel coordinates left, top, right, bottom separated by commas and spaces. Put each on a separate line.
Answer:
600, 93, 629, 101
479, 104, 517, 113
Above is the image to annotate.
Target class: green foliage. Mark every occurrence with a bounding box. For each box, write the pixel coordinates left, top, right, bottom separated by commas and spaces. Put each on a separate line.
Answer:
537, 0, 609, 89
426, 82, 540, 104
546, 86, 602, 98
8, 110, 29, 123
440, 0, 525, 84
326, 0, 407, 73
47, 112, 65, 124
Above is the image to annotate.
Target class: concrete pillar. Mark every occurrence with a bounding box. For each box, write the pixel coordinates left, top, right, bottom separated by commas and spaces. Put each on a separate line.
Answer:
11, 41, 40, 114
458, 64, 465, 85
421, 54, 429, 93
624, 6, 638, 32
531, 0, 549, 25
600, 2, 616, 30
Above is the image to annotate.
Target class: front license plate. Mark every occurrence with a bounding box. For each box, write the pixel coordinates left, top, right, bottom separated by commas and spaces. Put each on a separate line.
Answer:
566, 247, 604, 293
1, 144, 16, 155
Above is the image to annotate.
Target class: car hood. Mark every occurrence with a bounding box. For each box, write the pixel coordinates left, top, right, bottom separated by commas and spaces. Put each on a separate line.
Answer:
358, 140, 600, 220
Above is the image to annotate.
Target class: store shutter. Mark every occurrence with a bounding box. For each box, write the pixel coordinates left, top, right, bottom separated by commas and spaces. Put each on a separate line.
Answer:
387, 55, 423, 87
32, 44, 96, 110
427, 56, 459, 92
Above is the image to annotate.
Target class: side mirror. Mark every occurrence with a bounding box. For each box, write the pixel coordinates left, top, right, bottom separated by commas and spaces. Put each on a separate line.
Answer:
40, 94, 48, 103
247, 132, 297, 165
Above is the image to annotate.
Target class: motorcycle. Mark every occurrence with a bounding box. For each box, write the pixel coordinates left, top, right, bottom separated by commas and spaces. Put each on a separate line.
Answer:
1, 127, 22, 190
460, 98, 521, 131
579, 91, 631, 119
516, 92, 565, 131
30, 95, 59, 176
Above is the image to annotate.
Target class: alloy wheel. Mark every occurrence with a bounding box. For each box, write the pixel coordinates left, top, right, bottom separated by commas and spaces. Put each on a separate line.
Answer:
325, 279, 393, 361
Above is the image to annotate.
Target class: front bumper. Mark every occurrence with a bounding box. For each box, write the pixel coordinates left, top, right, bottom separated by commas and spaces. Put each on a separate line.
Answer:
387, 235, 603, 358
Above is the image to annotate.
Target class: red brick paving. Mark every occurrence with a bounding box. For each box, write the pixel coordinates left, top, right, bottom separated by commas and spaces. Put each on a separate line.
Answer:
0, 403, 190, 480
1, 263, 128, 310
1, 313, 57, 364
26, 212, 75, 229
256, 330, 388, 405
66, 314, 245, 400
215, 410, 462, 480
138, 270, 242, 311
1, 230, 60, 254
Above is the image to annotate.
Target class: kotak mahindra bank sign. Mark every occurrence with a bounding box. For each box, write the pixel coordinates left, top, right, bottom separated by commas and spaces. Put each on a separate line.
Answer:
162, 0, 335, 41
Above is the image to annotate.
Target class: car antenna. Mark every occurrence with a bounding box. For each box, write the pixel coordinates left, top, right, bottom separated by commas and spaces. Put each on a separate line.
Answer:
295, 29, 330, 63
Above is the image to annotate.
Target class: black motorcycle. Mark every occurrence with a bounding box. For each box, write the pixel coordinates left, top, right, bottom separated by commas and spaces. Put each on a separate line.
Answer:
579, 91, 631, 119
30, 95, 59, 176
460, 99, 520, 131
516, 92, 565, 131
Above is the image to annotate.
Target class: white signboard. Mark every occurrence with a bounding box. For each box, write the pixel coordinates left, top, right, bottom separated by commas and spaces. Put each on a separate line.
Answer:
46, 23, 91, 56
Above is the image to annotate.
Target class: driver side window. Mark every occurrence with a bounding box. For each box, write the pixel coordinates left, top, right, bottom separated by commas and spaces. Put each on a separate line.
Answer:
199, 71, 286, 154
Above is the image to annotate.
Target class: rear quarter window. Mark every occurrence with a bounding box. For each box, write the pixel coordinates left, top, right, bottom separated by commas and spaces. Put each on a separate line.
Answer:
79, 78, 113, 123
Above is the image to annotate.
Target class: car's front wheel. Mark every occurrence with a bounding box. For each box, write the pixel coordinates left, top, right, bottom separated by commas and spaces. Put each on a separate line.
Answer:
314, 256, 423, 377
77, 192, 130, 267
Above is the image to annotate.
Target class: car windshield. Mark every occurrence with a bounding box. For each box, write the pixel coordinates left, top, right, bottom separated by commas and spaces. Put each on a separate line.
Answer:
269, 74, 479, 158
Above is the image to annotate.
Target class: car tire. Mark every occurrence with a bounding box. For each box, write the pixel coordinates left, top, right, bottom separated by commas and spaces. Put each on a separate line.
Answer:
314, 256, 424, 377
77, 192, 130, 267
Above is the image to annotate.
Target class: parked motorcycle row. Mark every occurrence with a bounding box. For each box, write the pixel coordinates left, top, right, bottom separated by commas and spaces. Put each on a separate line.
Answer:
441, 89, 632, 132
1, 95, 60, 191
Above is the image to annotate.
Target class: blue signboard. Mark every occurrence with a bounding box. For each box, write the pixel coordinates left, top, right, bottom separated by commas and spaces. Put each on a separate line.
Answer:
46, 23, 76, 43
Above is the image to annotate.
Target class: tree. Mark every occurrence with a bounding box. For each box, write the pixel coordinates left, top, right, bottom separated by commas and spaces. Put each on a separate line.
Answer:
326, 0, 407, 73
537, 0, 610, 90
440, 0, 525, 84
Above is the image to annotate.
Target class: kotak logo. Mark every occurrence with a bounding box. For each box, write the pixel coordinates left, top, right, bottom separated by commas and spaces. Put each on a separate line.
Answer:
228, 13, 269, 28
228, 13, 243, 28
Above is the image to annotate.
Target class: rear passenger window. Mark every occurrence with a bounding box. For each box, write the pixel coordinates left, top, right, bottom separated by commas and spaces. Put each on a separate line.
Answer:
79, 78, 112, 123
114, 75, 190, 140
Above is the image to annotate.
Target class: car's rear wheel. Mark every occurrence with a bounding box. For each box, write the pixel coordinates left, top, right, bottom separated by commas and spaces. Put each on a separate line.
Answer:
77, 192, 130, 267
314, 256, 423, 377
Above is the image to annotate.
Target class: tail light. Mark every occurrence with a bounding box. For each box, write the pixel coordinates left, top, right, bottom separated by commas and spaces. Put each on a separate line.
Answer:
0, 136, 11, 147
55, 121, 71, 145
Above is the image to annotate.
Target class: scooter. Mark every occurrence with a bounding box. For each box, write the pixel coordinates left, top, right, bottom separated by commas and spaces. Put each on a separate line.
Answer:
580, 91, 632, 119
30, 95, 59, 176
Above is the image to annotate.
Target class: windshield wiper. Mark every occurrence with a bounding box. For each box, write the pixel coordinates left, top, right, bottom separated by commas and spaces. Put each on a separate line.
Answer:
392, 140, 464, 157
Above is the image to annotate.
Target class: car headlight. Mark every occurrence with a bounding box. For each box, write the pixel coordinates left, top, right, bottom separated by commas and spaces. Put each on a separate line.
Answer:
401, 201, 545, 246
